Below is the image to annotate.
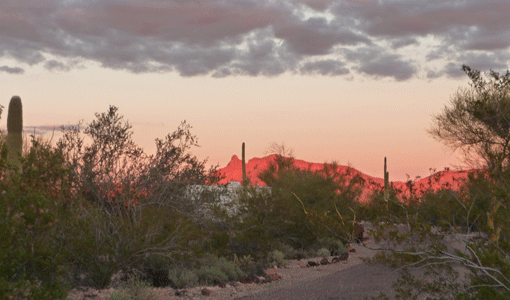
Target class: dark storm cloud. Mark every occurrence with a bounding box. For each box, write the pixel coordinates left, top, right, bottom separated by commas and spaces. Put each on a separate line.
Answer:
0, 0, 508, 80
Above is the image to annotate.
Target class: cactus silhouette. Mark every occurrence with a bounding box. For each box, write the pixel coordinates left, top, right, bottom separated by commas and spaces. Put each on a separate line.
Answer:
7, 96, 23, 173
242, 142, 248, 186
384, 157, 389, 201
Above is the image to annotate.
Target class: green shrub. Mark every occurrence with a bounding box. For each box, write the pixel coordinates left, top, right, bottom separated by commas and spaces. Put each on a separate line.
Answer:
168, 268, 199, 289
198, 255, 244, 283
268, 250, 287, 268
234, 254, 265, 277
317, 248, 331, 258
271, 242, 297, 259
0, 190, 69, 300
197, 266, 228, 285
108, 276, 156, 300
316, 237, 347, 256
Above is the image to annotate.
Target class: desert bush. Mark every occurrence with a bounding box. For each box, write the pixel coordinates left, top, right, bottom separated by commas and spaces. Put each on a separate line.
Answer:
198, 255, 244, 283
168, 255, 248, 288
268, 250, 288, 268
168, 268, 199, 289
196, 266, 228, 285
0, 104, 229, 296
367, 66, 510, 299
0, 136, 73, 299
0, 191, 69, 300
108, 275, 156, 300
232, 150, 362, 261
54, 106, 220, 288
234, 255, 265, 277
317, 248, 331, 258
315, 237, 347, 256
258, 150, 363, 246
271, 242, 298, 260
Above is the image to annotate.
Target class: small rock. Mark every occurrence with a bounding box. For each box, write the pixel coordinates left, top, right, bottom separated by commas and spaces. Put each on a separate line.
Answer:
331, 256, 341, 263
175, 289, 187, 296
265, 268, 282, 281
218, 282, 226, 288
320, 257, 329, 265
202, 288, 211, 296
339, 252, 349, 261
307, 261, 319, 267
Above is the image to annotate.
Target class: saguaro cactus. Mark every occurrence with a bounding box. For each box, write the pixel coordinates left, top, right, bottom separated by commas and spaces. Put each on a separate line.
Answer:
242, 142, 248, 186
384, 157, 389, 201
7, 96, 23, 173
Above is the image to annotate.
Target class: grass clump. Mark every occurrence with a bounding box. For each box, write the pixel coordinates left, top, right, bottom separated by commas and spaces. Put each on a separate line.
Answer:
234, 255, 265, 277
268, 250, 287, 268
317, 248, 331, 258
168, 268, 199, 289
196, 266, 228, 285
316, 237, 347, 256
108, 276, 156, 300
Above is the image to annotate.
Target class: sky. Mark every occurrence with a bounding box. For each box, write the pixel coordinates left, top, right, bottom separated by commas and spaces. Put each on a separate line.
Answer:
0, 0, 509, 181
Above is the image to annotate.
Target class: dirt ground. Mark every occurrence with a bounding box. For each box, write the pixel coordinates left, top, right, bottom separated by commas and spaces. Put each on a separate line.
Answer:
68, 223, 476, 300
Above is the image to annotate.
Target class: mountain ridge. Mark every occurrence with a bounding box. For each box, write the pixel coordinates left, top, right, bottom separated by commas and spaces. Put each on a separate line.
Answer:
215, 154, 478, 202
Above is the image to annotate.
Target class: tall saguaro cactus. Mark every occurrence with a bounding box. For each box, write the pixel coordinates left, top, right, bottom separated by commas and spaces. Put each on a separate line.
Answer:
384, 157, 389, 201
242, 142, 248, 186
7, 96, 23, 173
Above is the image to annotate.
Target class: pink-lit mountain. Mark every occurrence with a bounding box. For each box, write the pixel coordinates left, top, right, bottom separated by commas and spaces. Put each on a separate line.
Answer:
215, 154, 476, 202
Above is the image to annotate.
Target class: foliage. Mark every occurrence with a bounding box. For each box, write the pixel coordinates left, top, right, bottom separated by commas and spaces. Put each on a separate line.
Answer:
429, 65, 510, 173
229, 144, 362, 268
0, 137, 72, 299
198, 255, 244, 283
234, 254, 265, 277
168, 268, 199, 289
0, 104, 223, 297
315, 237, 348, 256
268, 250, 287, 268
108, 275, 157, 300
367, 66, 510, 299
54, 106, 222, 289
317, 248, 331, 258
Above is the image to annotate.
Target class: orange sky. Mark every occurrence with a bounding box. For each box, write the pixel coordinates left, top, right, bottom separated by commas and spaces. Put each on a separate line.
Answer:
1, 64, 468, 181
1, 0, 507, 181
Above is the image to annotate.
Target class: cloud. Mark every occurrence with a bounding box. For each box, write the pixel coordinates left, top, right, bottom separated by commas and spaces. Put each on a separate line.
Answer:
300, 59, 349, 76
427, 52, 510, 79
0, 0, 508, 80
0, 65, 24, 74
344, 47, 417, 81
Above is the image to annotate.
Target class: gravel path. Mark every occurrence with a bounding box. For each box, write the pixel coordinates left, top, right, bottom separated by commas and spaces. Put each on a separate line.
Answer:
235, 263, 401, 300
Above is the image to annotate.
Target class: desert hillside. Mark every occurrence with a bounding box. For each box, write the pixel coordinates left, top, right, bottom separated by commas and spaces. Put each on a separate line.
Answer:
215, 154, 476, 201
